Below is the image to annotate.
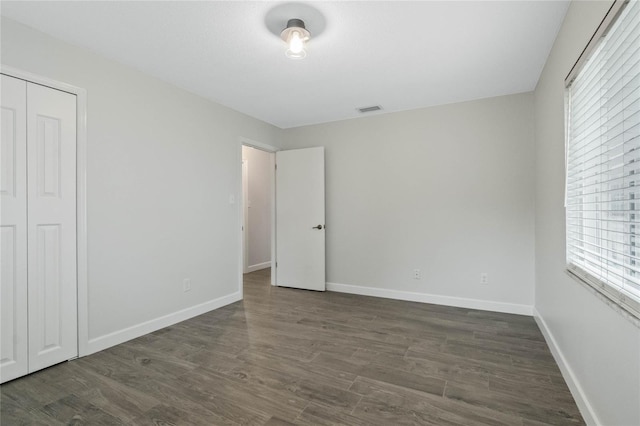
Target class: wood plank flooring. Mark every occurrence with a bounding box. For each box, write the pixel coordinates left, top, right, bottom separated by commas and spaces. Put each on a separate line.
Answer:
1, 268, 584, 425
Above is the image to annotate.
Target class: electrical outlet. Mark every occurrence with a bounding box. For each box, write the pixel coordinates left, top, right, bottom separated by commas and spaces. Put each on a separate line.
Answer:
183, 278, 191, 292
480, 273, 489, 285
413, 269, 421, 280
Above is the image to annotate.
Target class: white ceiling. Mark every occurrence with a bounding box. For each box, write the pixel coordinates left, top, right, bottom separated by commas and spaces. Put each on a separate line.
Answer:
1, 1, 569, 129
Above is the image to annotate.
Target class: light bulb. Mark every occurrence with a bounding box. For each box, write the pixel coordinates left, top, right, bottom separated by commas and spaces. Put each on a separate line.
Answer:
289, 30, 304, 54
280, 19, 310, 59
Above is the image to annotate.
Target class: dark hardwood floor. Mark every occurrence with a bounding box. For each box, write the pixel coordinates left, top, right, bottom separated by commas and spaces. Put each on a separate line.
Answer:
1, 268, 584, 425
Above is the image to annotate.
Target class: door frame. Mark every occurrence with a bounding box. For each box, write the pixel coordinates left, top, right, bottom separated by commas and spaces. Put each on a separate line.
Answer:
241, 157, 249, 274
1, 65, 89, 357
237, 137, 278, 295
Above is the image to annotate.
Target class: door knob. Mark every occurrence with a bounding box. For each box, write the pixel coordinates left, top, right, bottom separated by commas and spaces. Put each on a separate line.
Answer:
312, 224, 324, 230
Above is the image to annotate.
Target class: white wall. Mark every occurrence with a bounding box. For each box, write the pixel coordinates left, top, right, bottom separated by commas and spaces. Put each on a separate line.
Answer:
281, 93, 536, 314
242, 146, 272, 271
1, 18, 281, 353
533, 1, 640, 425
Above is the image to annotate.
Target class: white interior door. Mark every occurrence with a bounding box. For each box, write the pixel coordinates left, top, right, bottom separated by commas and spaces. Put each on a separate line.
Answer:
26, 82, 78, 373
1, 75, 29, 382
276, 147, 325, 291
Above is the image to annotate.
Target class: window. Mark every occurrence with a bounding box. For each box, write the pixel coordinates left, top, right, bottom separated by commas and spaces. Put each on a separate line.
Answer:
565, 0, 640, 320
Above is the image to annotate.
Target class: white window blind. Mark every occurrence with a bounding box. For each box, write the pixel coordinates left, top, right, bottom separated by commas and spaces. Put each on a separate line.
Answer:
566, 0, 640, 320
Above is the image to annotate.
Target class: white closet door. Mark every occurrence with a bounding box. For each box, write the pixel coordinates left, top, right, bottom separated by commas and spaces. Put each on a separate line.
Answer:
26, 83, 77, 372
0, 75, 29, 382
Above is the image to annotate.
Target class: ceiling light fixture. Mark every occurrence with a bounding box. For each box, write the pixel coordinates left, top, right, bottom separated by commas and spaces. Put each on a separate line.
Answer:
280, 18, 310, 59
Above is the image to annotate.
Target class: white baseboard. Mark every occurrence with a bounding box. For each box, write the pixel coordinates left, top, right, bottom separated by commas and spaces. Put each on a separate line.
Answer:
533, 308, 599, 426
85, 291, 242, 356
326, 282, 532, 315
247, 261, 271, 273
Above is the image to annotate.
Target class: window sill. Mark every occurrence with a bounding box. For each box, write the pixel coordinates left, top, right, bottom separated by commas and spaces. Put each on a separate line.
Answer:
565, 268, 640, 329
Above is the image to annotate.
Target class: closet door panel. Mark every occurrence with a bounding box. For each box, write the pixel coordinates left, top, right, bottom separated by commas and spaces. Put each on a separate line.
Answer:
26, 83, 77, 372
0, 75, 28, 383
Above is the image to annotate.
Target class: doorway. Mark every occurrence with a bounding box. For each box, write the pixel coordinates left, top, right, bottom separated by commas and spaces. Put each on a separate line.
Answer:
241, 143, 275, 285
237, 139, 326, 294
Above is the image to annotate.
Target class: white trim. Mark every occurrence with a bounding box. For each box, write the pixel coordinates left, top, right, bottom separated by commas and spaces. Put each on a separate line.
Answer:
242, 158, 249, 274
270, 151, 276, 287
86, 292, 242, 355
326, 282, 533, 316
1, 65, 90, 357
247, 261, 272, 273
533, 308, 600, 426
236, 141, 244, 299
239, 137, 279, 153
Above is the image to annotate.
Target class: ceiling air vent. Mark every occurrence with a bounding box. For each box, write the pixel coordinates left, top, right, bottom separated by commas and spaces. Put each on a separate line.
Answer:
357, 105, 382, 113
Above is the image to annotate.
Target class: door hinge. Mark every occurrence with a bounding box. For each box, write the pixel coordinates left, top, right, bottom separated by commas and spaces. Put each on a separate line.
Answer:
276, 262, 278, 268
275, 163, 278, 170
